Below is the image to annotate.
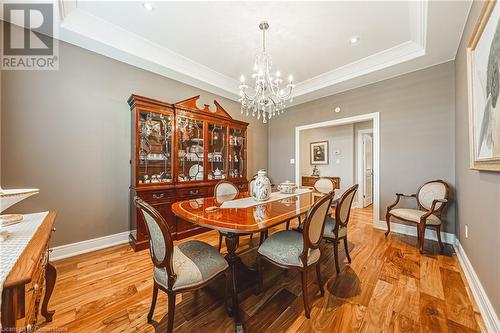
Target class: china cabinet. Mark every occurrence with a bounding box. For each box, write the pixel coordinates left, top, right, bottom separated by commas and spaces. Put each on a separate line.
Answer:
129, 95, 249, 251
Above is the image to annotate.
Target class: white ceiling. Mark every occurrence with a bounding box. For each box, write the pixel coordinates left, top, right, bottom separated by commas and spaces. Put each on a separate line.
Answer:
8, 1, 473, 106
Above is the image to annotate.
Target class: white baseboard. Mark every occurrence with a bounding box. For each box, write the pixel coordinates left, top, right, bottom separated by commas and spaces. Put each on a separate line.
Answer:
50, 231, 130, 261
374, 220, 456, 244
454, 239, 500, 333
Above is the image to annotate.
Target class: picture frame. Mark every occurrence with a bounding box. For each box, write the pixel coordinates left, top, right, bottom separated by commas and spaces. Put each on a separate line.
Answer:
467, 0, 500, 171
310, 141, 329, 165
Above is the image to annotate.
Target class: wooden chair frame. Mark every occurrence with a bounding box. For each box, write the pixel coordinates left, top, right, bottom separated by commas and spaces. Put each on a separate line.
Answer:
385, 179, 449, 253
256, 192, 334, 318
322, 184, 358, 274
134, 197, 230, 333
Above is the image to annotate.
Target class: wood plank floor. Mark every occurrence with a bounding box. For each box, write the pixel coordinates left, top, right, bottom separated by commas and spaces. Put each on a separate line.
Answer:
40, 207, 486, 332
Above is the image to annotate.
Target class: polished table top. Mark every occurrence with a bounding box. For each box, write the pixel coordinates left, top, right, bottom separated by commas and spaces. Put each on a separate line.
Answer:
172, 189, 341, 234
171, 191, 315, 234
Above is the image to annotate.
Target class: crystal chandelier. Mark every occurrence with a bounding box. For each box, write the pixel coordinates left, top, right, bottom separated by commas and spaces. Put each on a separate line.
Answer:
239, 21, 295, 124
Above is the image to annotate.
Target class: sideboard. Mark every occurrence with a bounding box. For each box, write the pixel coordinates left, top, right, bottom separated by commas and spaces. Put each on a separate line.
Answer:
302, 176, 340, 189
1, 211, 57, 331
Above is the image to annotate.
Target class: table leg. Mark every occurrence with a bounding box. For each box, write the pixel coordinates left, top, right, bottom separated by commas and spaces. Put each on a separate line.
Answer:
41, 262, 56, 321
224, 233, 243, 332
224, 232, 259, 332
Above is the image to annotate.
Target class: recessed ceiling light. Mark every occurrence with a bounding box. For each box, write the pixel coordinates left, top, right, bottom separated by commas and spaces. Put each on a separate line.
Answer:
334, 107, 341, 113
143, 2, 154, 11
350, 36, 360, 45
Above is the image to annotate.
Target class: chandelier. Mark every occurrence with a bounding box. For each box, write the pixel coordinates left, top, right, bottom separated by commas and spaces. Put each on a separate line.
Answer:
239, 21, 295, 123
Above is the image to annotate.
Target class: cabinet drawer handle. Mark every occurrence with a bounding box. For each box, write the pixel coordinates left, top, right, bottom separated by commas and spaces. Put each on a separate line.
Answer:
28, 283, 39, 292
189, 190, 199, 195
153, 193, 165, 200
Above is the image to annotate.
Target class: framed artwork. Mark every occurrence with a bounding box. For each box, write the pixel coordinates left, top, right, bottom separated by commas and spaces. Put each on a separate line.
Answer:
310, 141, 329, 165
467, 0, 500, 171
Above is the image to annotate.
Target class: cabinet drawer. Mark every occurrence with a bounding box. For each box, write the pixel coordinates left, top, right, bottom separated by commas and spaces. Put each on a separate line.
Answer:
176, 187, 211, 198
24, 249, 47, 330
139, 189, 176, 203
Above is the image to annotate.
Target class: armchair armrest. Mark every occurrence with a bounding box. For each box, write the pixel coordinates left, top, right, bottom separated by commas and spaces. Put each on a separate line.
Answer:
421, 199, 449, 220
387, 193, 417, 212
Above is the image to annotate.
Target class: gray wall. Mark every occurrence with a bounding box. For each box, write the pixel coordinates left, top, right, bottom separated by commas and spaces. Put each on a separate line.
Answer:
300, 124, 354, 187
454, 2, 500, 317
268, 62, 456, 232
1, 34, 268, 247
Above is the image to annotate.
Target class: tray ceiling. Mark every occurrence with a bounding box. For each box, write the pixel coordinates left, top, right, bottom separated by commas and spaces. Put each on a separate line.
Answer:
4, 1, 473, 106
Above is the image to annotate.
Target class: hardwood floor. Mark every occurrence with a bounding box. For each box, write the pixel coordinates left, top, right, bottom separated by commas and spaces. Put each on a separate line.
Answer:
40, 207, 485, 332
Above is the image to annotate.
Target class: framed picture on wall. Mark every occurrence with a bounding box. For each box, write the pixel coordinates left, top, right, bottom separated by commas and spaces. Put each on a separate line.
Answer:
310, 141, 329, 165
467, 0, 500, 171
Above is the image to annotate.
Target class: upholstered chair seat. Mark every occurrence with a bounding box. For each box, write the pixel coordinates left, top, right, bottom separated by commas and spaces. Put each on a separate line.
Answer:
322, 217, 347, 238
257, 230, 320, 267
389, 208, 441, 225
154, 240, 228, 291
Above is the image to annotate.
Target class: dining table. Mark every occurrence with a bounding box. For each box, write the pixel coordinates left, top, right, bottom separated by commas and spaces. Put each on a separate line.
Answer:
171, 187, 340, 332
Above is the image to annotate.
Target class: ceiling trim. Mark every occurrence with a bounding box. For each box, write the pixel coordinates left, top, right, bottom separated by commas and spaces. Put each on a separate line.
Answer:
56, 0, 428, 103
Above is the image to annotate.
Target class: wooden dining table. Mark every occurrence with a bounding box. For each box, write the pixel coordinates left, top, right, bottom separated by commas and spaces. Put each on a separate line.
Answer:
171, 188, 340, 331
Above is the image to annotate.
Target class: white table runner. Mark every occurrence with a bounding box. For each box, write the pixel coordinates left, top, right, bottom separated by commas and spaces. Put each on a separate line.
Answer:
220, 188, 312, 209
0, 211, 48, 328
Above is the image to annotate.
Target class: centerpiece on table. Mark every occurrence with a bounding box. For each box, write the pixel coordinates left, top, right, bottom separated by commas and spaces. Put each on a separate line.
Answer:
251, 169, 271, 201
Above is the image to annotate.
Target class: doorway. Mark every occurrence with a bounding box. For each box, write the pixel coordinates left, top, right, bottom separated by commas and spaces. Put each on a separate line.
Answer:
357, 130, 373, 208
294, 112, 380, 225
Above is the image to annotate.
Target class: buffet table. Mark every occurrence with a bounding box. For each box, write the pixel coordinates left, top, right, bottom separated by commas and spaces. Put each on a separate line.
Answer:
1, 211, 57, 331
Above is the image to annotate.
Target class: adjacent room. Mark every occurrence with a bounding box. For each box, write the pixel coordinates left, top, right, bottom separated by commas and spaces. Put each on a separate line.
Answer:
1, 1, 499, 333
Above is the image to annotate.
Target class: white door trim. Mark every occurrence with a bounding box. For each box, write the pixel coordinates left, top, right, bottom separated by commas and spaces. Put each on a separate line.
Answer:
357, 128, 374, 208
295, 112, 380, 226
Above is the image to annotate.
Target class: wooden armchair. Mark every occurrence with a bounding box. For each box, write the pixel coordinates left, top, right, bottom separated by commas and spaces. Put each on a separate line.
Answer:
385, 180, 449, 253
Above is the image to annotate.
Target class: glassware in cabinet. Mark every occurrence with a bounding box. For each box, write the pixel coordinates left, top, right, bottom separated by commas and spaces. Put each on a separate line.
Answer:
177, 116, 205, 182
207, 123, 227, 180
137, 110, 173, 186
229, 127, 246, 179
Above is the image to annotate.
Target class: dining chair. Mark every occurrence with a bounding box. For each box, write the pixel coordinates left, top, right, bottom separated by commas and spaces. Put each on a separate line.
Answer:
386, 180, 449, 253
295, 177, 336, 226
134, 197, 230, 333
256, 192, 334, 318
214, 181, 255, 251
321, 184, 358, 274
313, 177, 335, 194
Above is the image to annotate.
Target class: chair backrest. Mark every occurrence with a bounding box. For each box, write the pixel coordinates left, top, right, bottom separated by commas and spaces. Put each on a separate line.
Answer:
302, 191, 335, 253
314, 177, 335, 194
134, 197, 175, 280
214, 181, 239, 203
335, 184, 359, 228
416, 180, 449, 213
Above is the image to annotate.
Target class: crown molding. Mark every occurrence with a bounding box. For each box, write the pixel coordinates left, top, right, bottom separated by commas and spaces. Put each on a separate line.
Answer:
56, 1, 428, 103
57, 2, 241, 101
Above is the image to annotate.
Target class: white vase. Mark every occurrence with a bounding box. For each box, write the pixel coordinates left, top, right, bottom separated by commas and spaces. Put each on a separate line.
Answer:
252, 169, 271, 201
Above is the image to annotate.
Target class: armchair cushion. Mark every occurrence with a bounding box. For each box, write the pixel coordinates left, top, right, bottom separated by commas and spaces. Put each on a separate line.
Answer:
154, 240, 228, 291
258, 230, 320, 267
389, 208, 441, 225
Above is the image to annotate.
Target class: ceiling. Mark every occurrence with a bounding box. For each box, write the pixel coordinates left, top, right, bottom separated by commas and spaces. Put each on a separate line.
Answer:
6, 1, 473, 106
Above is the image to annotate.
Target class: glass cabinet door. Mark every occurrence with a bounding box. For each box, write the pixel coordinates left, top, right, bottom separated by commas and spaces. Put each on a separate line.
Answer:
177, 116, 205, 182
229, 127, 246, 179
208, 123, 227, 180
138, 110, 173, 185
